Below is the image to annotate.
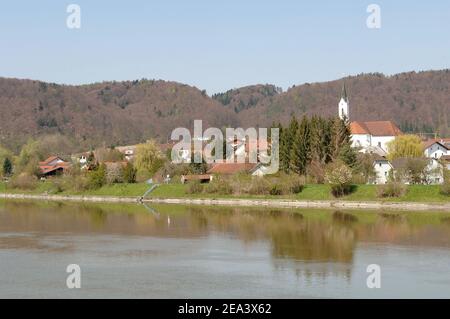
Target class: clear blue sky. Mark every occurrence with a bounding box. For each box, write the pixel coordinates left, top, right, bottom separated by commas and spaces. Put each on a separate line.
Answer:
0, 0, 449, 94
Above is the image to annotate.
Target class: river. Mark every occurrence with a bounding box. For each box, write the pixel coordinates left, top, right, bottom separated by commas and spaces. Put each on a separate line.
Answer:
0, 200, 449, 298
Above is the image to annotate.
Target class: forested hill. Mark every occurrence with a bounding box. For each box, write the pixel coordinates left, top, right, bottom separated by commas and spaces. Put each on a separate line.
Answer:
234, 70, 450, 137
0, 78, 238, 151
0, 69, 449, 152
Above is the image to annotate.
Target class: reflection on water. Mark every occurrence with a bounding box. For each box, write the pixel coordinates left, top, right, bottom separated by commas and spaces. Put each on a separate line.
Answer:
0, 200, 450, 298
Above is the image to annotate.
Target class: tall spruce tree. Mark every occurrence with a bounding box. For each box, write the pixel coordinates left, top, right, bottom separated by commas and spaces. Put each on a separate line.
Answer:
280, 116, 298, 172
2, 157, 12, 177
332, 117, 357, 167
291, 116, 311, 175
310, 116, 334, 165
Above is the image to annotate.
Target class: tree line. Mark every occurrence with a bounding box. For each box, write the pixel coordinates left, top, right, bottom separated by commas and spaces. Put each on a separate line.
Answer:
273, 115, 356, 182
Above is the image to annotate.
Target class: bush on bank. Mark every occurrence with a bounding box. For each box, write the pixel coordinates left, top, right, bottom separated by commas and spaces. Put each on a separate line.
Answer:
376, 182, 407, 198
184, 173, 305, 196
9, 173, 38, 190
324, 161, 353, 197
440, 169, 450, 196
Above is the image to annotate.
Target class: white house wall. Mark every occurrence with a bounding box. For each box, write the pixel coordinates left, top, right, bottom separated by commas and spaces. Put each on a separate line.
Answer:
370, 136, 395, 153
351, 134, 371, 148
352, 134, 395, 153
424, 144, 448, 159
373, 161, 392, 184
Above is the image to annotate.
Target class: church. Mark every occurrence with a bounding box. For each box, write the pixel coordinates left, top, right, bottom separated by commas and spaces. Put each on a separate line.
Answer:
338, 84, 402, 155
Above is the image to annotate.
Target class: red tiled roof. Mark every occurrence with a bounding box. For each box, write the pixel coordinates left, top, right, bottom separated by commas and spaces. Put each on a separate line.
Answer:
350, 121, 402, 137
39, 156, 62, 166
422, 139, 449, 151
38, 156, 70, 175
39, 163, 70, 174
207, 163, 258, 175
350, 122, 369, 134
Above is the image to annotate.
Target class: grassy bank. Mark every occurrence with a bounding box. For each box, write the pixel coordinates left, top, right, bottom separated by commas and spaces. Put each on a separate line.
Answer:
1, 181, 449, 203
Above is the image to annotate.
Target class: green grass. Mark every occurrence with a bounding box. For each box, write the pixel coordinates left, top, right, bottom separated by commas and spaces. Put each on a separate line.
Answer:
75, 183, 148, 197
1, 181, 449, 203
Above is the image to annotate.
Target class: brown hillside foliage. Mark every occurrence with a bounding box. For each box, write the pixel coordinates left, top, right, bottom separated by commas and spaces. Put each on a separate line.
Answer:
1, 70, 449, 151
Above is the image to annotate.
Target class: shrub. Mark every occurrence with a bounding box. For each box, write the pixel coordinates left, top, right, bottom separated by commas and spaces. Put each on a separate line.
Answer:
440, 168, 450, 196
87, 164, 106, 189
269, 183, 283, 195
247, 178, 271, 195
122, 162, 137, 183
105, 162, 124, 184
228, 173, 253, 195
48, 178, 64, 194
71, 175, 91, 192
307, 160, 326, 184
324, 161, 353, 197
376, 182, 407, 198
9, 173, 38, 190
439, 183, 450, 196
204, 177, 232, 195
185, 181, 204, 194
284, 175, 305, 194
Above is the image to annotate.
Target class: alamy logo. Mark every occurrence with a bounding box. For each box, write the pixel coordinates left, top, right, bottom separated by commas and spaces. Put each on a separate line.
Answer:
66, 264, 81, 289
366, 264, 381, 289
66, 4, 81, 29
170, 120, 279, 175
366, 4, 381, 29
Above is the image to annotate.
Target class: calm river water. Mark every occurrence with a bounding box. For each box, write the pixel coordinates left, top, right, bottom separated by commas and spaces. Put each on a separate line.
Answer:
0, 200, 450, 298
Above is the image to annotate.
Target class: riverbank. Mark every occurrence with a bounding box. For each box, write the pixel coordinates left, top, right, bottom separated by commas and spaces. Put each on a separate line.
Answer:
2, 191, 450, 211
1, 182, 449, 211
2, 182, 450, 202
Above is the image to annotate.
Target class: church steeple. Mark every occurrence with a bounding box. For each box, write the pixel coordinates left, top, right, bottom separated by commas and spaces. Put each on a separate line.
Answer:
338, 82, 349, 121
341, 83, 348, 102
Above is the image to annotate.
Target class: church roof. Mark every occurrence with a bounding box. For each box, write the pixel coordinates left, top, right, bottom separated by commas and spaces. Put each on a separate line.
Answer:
350, 121, 402, 137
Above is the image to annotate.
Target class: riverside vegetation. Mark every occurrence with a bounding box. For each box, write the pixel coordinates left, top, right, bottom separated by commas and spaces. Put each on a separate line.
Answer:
0, 116, 449, 203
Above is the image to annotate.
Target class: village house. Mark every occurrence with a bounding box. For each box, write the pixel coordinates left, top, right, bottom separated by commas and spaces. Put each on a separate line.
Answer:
340, 83, 447, 185
232, 137, 270, 163
159, 141, 197, 162
115, 145, 137, 161
71, 151, 97, 170
371, 157, 444, 185
372, 155, 393, 184
350, 121, 402, 154
339, 84, 402, 154
423, 140, 449, 159
207, 162, 264, 176
391, 157, 444, 185
39, 156, 70, 177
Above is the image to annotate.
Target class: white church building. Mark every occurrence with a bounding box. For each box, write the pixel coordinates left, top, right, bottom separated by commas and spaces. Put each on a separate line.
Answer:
338, 84, 402, 155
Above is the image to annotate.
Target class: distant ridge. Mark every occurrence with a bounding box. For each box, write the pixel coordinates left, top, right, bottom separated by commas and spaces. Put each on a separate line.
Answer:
0, 69, 449, 151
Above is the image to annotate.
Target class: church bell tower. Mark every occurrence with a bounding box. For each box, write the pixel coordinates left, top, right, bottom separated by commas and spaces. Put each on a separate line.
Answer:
338, 83, 349, 121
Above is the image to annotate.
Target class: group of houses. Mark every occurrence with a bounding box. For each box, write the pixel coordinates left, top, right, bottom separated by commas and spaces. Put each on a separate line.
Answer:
370, 139, 450, 185
338, 84, 450, 185
38, 145, 137, 178
36, 83, 449, 185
